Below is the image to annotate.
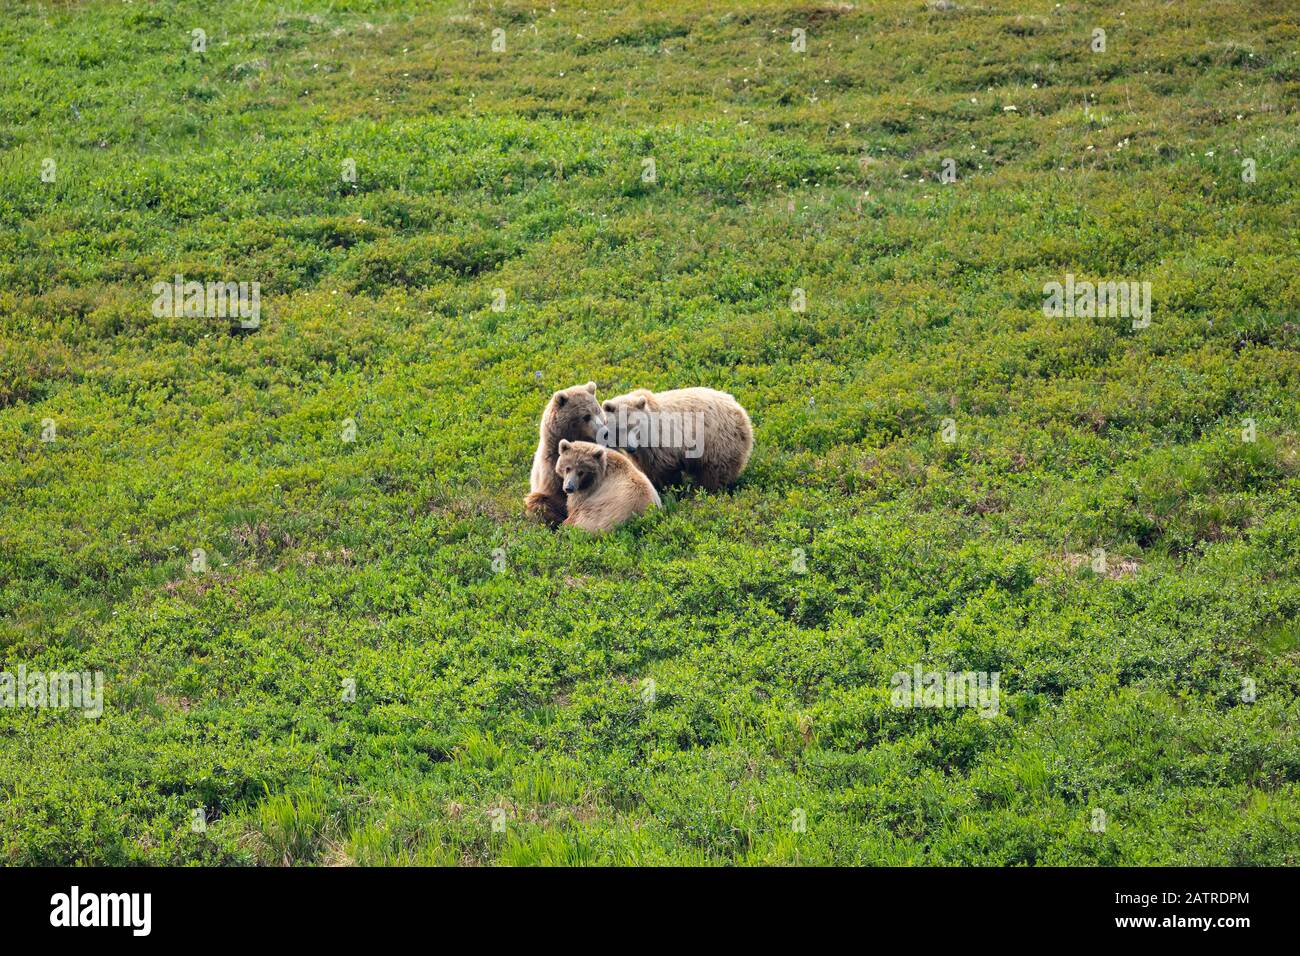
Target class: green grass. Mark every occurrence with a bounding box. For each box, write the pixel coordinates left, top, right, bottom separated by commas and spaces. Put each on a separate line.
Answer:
1, 0, 1298, 865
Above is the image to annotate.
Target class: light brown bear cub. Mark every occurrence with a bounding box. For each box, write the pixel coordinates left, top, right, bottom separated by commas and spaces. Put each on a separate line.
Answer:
600, 387, 752, 491
524, 382, 604, 526
555, 439, 660, 533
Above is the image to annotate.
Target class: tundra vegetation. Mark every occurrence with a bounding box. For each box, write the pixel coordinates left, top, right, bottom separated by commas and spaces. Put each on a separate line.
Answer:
0, 0, 1297, 865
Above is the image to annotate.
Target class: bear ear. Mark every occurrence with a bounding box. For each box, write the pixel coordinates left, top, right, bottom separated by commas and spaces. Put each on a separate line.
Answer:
558, 439, 571, 452
554, 392, 567, 407
594, 446, 606, 462
584, 382, 596, 394
633, 396, 647, 409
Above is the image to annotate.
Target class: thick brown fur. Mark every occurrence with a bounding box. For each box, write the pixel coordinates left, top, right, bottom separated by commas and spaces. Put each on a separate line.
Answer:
556, 440, 660, 533
600, 387, 753, 491
524, 382, 604, 525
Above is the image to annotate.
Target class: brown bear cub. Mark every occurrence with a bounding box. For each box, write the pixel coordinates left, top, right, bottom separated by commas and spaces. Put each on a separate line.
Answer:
555, 439, 660, 533
524, 382, 605, 526
599, 387, 753, 491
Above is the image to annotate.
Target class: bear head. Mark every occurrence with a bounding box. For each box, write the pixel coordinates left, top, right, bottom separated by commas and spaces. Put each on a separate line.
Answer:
555, 439, 608, 494
598, 390, 652, 451
546, 382, 604, 444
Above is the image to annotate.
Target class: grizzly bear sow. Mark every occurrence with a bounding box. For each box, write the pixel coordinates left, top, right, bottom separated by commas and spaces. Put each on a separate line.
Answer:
524, 382, 604, 526
600, 387, 753, 491
556, 439, 660, 533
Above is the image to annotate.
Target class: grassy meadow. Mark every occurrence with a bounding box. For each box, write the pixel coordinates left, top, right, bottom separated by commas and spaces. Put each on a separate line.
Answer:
1, 0, 1298, 865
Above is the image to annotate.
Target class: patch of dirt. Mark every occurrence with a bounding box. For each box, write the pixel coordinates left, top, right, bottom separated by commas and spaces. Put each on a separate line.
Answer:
1062, 551, 1140, 579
